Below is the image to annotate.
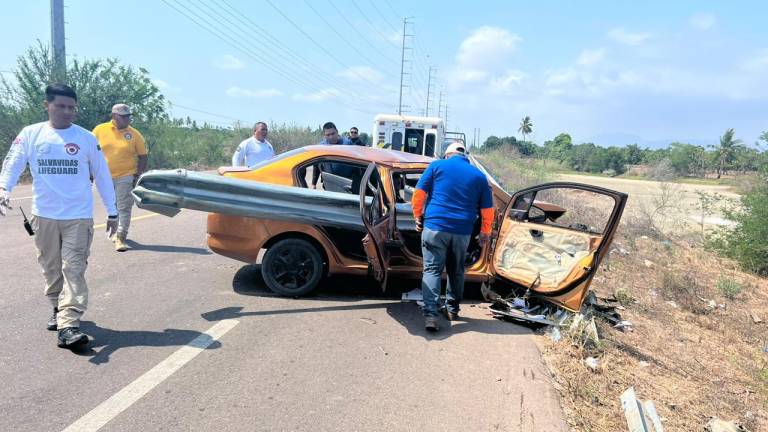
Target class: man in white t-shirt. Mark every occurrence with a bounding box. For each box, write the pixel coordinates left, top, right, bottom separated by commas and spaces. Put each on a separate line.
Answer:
0, 83, 118, 349
231, 122, 274, 168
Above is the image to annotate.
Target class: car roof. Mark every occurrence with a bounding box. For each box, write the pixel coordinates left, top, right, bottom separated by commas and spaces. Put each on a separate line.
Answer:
300, 145, 434, 165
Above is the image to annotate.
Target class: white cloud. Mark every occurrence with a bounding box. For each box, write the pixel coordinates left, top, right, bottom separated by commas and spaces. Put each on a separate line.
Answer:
577, 48, 606, 66
447, 26, 522, 88
741, 49, 768, 71
607, 28, 651, 46
225, 86, 282, 98
456, 26, 522, 66
690, 13, 716, 30
292, 88, 339, 102
213, 54, 245, 70
338, 66, 384, 83
489, 70, 527, 92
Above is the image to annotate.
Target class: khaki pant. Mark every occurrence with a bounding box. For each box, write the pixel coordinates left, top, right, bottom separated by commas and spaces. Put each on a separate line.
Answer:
114, 175, 135, 237
31, 216, 94, 328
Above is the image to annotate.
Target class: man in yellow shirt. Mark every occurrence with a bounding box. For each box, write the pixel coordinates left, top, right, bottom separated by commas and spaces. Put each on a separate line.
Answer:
92, 104, 148, 251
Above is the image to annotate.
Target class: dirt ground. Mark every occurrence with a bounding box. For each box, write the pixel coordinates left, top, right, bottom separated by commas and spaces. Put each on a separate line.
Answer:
523, 175, 768, 431
557, 173, 742, 229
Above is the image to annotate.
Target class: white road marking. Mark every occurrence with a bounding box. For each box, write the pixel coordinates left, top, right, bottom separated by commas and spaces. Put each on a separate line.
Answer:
61, 319, 239, 432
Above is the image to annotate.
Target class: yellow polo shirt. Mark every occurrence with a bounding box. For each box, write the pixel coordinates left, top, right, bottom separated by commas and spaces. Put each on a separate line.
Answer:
92, 121, 147, 178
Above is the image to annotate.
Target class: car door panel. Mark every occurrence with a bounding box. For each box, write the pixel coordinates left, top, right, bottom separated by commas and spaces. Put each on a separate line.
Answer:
359, 163, 394, 290
490, 182, 627, 311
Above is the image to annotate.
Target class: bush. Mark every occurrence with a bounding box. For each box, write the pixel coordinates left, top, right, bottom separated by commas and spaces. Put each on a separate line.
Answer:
717, 276, 742, 300
709, 183, 768, 275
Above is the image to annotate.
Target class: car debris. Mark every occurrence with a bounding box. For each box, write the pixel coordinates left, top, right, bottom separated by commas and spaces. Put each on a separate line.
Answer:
584, 356, 600, 372
486, 287, 629, 346
704, 417, 749, 432
620, 387, 664, 432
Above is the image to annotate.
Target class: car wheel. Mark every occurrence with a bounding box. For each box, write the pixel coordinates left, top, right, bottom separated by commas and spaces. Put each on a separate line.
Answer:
261, 238, 324, 296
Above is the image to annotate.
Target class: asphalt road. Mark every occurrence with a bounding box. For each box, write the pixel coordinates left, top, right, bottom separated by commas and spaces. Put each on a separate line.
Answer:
0, 183, 569, 432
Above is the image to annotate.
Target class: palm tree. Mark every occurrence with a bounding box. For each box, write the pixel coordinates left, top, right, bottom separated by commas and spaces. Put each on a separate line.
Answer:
714, 128, 744, 179
518, 116, 533, 143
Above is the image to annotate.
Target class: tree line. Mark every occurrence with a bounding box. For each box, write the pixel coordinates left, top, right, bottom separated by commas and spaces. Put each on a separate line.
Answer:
481, 130, 768, 179
0, 44, 356, 170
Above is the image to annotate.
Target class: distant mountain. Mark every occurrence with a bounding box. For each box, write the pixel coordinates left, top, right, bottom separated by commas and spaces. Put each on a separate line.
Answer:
586, 132, 716, 149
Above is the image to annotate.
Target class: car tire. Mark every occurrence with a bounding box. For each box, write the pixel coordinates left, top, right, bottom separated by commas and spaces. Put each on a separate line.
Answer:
261, 238, 324, 296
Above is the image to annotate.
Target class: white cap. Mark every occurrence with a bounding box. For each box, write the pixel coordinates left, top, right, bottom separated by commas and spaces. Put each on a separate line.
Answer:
445, 142, 466, 155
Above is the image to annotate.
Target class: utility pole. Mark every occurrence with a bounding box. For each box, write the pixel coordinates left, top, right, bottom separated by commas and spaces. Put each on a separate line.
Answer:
424, 67, 435, 117
437, 90, 444, 118
444, 103, 449, 130
51, 0, 66, 80
397, 17, 413, 115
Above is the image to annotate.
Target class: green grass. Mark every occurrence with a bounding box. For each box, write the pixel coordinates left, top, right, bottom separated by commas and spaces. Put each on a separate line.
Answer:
717, 276, 743, 300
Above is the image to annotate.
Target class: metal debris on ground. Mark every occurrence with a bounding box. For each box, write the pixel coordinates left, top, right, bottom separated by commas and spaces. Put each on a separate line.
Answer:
620, 387, 664, 432
704, 417, 749, 432
584, 356, 599, 372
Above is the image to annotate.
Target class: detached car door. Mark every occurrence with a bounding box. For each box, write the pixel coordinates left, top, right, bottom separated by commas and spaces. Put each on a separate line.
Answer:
359, 163, 396, 291
489, 182, 627, 311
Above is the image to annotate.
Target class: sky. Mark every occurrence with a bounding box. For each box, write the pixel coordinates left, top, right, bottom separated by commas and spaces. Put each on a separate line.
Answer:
1, 0, 766, 148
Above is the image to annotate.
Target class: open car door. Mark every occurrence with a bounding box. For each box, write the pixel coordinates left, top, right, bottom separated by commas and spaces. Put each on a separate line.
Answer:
489, 182, 627, 311
359, 163, 395, 291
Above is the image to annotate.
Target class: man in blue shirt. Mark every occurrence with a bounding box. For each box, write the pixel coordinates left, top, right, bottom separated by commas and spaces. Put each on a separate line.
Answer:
412, 143, 494, 331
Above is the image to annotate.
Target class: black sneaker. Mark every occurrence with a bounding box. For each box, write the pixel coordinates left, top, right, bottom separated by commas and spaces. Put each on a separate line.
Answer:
47, 308, 58, 331
57, 327, 89, 348
425, 316, 439, 332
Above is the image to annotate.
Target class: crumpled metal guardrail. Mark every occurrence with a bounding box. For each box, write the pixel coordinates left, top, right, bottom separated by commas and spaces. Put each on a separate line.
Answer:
132, 169, 418, 231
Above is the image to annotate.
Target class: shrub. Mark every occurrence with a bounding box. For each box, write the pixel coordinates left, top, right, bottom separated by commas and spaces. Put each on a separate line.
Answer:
709, 182, 768, 275
717, 276, 742, 300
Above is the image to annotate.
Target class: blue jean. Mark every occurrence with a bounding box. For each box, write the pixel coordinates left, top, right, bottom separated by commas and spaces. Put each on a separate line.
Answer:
421, 227, 471, 317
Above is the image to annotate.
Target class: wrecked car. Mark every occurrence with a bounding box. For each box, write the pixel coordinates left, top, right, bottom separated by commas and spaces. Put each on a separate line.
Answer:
133, 145, 627, 311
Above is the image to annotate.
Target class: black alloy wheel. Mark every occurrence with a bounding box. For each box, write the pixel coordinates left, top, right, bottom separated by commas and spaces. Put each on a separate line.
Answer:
261, 238, 324, 296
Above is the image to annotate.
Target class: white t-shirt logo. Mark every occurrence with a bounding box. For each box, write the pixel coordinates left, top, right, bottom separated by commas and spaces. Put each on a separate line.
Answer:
64, 143, 80, 155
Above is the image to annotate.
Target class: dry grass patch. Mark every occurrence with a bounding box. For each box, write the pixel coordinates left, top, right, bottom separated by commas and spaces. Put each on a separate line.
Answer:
537, 232, 768, 431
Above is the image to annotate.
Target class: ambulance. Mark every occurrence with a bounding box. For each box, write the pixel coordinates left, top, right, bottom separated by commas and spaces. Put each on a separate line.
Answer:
372, 114, 445, 158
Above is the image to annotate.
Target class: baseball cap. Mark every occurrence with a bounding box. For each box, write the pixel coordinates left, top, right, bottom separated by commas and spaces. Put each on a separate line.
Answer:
111, 103, 132, 116
445, 142, 466, 155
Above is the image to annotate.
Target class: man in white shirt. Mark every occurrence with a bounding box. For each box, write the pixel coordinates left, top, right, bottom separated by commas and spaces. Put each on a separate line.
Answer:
0, 83, 118, 349
231, 122, 274, 168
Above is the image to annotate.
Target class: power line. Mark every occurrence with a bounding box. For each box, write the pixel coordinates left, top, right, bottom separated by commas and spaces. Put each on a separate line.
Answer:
210, 0, 388, 107
161, 0, 381, 115
168, 101, 249, 124
302, 0, 394, 78
382, 0, 401, 22
367, 0, 401, 36
264, 0, 386, 90
325, 0, 400, 66
350, 0, 401, 49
